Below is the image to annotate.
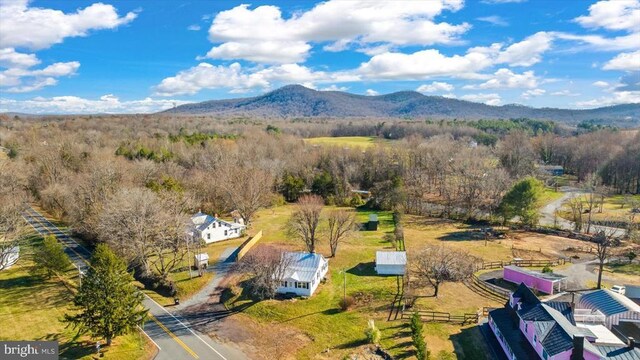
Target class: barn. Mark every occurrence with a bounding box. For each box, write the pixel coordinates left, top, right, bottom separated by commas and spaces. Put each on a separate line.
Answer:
375, 251, 406, 275
503, 265, 567, 295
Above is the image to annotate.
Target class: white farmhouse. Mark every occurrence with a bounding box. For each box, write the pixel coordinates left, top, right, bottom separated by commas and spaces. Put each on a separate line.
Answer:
375, 251, 406, 275
277, 252, 328, 297
189, 211, 245, 244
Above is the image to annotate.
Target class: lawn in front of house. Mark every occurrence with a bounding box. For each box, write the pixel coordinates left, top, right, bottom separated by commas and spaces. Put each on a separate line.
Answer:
222, 205, 502, 359
0, 235, 154, 360
303, 136, 383, 148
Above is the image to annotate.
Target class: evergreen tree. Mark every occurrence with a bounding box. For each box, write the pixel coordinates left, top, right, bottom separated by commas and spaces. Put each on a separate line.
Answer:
410, 312, 428, 360
280, 172, 305, 202
34, 235, 71, 278
65, 244, 146, 346
497, 177, 543, 226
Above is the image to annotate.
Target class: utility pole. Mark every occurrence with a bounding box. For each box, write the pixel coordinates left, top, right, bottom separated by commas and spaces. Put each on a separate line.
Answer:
186, 235, 193, 279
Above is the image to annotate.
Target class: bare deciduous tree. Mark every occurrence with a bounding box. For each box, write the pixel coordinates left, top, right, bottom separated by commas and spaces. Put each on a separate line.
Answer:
593, 227, 620, 289
412, 245, 477, 297
327, 209, 355, 257
222, 168, 273, 226
237, 245, 293, 300
288, 195, 324, 253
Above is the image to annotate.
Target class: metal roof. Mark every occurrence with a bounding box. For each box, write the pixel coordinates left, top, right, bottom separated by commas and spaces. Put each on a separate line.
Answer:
504, 265, 567, 281
281, 252, 327, 283
369, 214, 378, 222
579, 289, 640, 317
595, 345, 640, 360
191, 212, 244, 231
194, 253, 209, 261
376, 251, 407, 266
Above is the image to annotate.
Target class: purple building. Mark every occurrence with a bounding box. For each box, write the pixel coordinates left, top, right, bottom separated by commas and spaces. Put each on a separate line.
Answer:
503, 265, 567, 295
488, 283, 640, 360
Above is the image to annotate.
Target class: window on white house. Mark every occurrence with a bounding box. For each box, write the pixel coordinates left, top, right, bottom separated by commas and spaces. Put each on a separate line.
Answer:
224, 230, 228, 236
295, 282, 309, 289
280, 281, 287, 287
207, 234, 211, 240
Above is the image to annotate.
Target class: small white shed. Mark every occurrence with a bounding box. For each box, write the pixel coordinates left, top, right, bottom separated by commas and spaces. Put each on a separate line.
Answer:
375, 251, 406, 275
194, 253, 209, 269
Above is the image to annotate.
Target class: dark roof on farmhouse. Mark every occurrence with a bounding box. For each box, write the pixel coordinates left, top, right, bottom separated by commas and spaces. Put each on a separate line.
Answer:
512, 282, 541, 308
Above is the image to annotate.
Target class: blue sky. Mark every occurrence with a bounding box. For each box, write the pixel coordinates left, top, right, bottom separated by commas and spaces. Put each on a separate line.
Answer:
0, 0, 638, 113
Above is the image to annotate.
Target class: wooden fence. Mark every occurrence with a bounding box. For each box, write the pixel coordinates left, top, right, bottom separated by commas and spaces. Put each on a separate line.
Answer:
235, 230, 263, 261
401, 310, 478, 325
470, 274, 510, 300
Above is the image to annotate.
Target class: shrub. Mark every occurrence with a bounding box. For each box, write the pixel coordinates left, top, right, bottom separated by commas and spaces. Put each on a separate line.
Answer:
542, 264, 553, 273
339, 295, 355, 311
410, 312, 428, 360
364, 319, 381, 345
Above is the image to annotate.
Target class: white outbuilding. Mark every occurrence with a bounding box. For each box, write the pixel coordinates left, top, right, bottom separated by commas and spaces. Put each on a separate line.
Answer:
375, 251, 406, 275
194, 253, 209, 269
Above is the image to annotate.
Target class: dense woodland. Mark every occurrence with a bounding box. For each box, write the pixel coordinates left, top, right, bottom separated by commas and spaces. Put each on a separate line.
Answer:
1, 115, 638, 290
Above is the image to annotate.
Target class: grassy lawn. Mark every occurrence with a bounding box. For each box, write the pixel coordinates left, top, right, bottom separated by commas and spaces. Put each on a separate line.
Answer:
222, 205, 499, 359
539, 187, 563, 205
0, 235, 154, 360
605, 262, 640, 276
303, 136, 383, 148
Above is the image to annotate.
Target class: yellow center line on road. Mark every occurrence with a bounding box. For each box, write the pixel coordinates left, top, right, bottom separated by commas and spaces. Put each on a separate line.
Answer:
147, 313, 199, 359
26, 212, 91, 266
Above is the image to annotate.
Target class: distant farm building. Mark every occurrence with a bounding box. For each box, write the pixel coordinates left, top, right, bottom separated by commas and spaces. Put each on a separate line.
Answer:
375, 251, 406, 275
503, 265, 567, 295
276, 252, 328, 297
540, 165, 564, 176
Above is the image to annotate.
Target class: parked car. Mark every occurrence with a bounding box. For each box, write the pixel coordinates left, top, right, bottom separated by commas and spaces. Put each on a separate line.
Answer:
611, 285, 626, 295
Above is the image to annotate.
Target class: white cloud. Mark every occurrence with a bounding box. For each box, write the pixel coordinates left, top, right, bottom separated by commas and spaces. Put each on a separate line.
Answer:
1, 61, 80, 93
0, 0, 137, 50
319, 85, 348, 91
461, 93, 501, 105
0, 94, 190, 114
550, 90, 580, 96
0, 48, 39, 68
357, 49, 493, 80
574, 0, 640, 32
603, 50, 640, 71
521, 88, 545, 99
496, 32, 552, 67
593, 81, 610, 88
154, 62, 358, 96
574, 91, 640, 108
477, 16, 509, 26
187, 24, 201, 31
554, 32, 640, 51
417, 81, 454, 93
204, 1, 469, 63
365, 89, 379, 96
463, 68, 537, 89
204, 41, 311, 64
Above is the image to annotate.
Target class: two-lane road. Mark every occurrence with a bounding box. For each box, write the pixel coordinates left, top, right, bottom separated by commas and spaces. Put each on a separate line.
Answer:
23, 207, 247, 360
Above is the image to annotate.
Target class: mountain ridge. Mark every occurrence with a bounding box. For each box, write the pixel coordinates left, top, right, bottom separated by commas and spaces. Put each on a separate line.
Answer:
165, 84, 637, 126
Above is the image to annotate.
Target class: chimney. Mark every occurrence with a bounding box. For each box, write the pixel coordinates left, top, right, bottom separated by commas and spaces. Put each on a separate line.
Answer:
571, 336, 584, 360
628, 337, 637, 349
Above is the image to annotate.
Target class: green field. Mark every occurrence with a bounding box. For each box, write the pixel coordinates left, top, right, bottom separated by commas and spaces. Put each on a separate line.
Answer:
221, 205, 497, 359
0, 235, 153, 359
303, 136, 382, 148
